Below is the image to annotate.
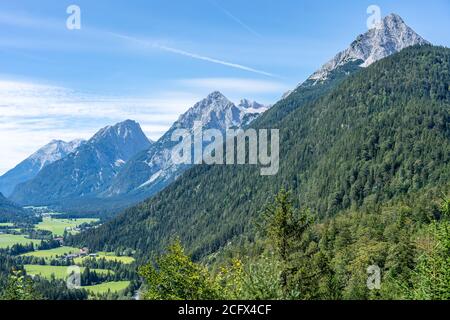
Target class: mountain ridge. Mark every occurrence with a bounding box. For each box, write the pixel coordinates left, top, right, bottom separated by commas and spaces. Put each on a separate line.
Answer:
7, 93, 267, 212
103, 91, 268, 198
9, 120, 152, 205
0, 139, 84, 197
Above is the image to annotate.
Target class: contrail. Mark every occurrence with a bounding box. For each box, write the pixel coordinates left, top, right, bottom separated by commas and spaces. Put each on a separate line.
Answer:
108, 32, 277, 78
209, 0, 263, 39
156, 45, 276, 77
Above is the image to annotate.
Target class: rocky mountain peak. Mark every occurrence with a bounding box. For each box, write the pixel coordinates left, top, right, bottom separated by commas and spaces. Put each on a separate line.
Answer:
29, 139, 84, 170
90, 120, 149, 144
176, 92, 238, 130
308, 13, 429, 83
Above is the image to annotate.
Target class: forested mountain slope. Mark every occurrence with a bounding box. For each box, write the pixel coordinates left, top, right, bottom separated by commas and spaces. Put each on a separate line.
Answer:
0, 193, 34, 223
70, 45, 450, 260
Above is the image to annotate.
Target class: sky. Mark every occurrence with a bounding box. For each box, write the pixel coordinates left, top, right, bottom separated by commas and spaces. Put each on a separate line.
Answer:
0, 0, 449, 174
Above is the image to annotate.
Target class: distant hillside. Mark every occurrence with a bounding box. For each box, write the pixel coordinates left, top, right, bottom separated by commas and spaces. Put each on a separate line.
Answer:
0, 193, 31, 223
70, 45, 450, 258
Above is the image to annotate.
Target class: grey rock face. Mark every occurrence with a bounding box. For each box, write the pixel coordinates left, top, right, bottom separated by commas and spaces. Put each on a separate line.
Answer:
309, 14, 429, 83
281, 13, 429, 101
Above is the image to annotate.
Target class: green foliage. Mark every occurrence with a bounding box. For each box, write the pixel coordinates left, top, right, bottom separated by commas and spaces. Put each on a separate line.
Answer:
407, 198, 450, 300
239, 254, 283, 300
221, 190, 448, 300
0, 271, 41, 300
138, 240, 220, 300
261, 189, 312, 296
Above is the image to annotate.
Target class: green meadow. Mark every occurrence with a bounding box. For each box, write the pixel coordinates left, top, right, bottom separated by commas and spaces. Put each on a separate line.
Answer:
35, 217, 99, 236
0, 234, 41, 249
22, 246, 80, 260
0, 223, 14, 227
74, 252, 135, 265
83, 281, 131, 295
24, 265, 113, 280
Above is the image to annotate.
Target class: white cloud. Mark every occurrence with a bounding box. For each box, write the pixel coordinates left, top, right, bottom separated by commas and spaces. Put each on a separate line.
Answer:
0, 76, 286, 174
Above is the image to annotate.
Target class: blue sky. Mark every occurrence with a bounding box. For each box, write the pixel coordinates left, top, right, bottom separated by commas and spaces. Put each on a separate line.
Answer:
0, 0, 449, 174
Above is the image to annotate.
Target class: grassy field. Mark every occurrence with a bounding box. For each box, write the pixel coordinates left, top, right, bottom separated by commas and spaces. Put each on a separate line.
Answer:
22, 246, 80, 260
74, 252, 135, 265
0, 234, 41, 248
24, 265, 113, 280
83, 281, 131, 295
35, 217, 99, 236
0, 223, 14, 227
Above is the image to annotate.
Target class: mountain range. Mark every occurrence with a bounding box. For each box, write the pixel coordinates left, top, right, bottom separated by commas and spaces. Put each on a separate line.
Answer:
6, 94, 267, 213
9, 120, 152, 206
69, 14, 448, 259
102, 92, 268, 198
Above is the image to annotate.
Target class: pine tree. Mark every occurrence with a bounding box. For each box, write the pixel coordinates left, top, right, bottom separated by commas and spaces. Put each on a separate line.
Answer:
409, 197, 450, 300
262, 189, 312, 297
0, 271, 41, 300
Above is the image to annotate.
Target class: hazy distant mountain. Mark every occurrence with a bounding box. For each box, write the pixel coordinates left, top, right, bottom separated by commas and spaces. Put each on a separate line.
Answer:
10, 120, 152, 205
103, 92, 268, 198
0, 139, 84, 197
238, 99, 271, 125
0, 192, 27, 222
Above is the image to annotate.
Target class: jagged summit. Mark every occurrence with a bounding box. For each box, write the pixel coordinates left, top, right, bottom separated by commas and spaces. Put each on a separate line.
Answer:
207, 91, 228, 100
28, 139, 84, 170
178, 91, 233, 121
176, 92, 267, 130
91, 120, 146, 142
308, 13, 429, 84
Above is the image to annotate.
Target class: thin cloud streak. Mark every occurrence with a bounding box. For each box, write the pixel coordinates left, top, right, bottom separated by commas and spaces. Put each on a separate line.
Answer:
0, 10, 278, 78
210, 0, 263, 38
109, 32, 279, 78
